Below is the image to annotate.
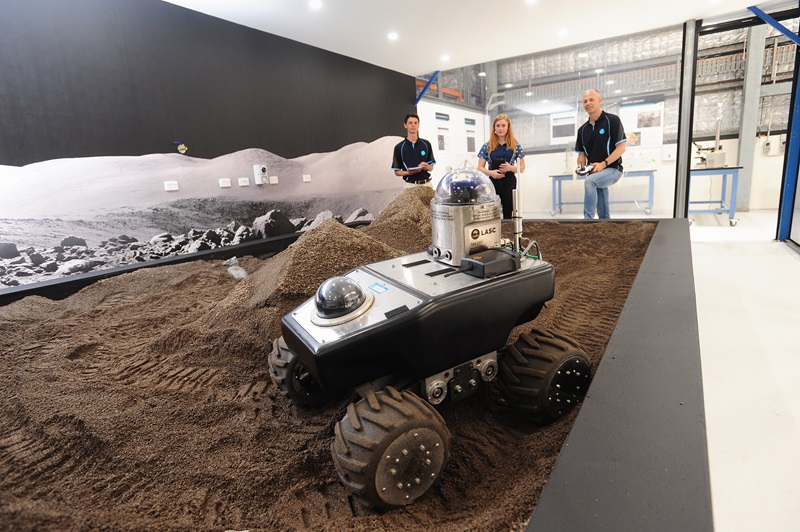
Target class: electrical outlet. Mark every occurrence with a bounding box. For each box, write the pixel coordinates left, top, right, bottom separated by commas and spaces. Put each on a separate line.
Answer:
253, 164, 268, 184
219, 178, 231, 188
238, 177, 250, 187
303, 174, 312, 183
269, 175, 279, 185
164, 181, 179, 191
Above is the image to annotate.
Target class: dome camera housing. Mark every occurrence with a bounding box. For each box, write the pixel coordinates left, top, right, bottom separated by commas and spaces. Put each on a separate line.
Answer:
312, 276, 374, 326
429, 168, 502, 266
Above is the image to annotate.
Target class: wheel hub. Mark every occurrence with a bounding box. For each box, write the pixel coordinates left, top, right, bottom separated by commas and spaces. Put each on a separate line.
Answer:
546, 356, 592, 418
374, 428, 446, 506
291, 363, 326, 401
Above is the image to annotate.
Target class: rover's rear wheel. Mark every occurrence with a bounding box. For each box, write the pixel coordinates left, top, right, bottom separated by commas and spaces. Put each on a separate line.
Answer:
331, 386, 451, 509
498, 328, 592, 424
269, 336, 330, 406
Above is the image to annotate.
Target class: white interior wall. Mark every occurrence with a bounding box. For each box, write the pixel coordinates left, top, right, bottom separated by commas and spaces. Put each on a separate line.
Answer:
418, 101, 785, 218
493, 136, 784, 218
684, 137, 783, 211
684, 138, 739, 213
751, 134, 786, 209
417, 100, 488, 188
516, 151, 677, 218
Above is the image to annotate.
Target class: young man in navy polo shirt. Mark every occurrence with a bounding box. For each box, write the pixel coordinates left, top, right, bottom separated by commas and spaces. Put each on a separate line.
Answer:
392, 113, 436, 186
575, 89, 627, 219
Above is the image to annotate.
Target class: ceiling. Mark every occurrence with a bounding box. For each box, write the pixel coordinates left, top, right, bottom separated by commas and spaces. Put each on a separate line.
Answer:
163, 1, 792, 77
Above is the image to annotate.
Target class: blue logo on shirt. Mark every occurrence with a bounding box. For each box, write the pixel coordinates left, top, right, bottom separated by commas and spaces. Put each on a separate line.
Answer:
599, 128, 606, 135
421, 150, 426, 156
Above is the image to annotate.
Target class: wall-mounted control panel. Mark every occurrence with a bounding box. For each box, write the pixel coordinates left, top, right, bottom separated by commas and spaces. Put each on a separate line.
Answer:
253, 164, 268, 185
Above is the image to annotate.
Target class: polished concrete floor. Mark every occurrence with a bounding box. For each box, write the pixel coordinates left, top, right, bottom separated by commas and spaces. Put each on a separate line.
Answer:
690, 209, 800, 532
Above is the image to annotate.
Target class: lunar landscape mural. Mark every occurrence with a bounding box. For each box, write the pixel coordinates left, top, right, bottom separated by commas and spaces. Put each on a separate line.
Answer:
0, 137, 405, 289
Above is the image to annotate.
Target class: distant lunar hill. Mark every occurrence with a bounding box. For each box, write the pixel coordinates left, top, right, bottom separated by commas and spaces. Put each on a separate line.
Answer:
0, 136, 405, 218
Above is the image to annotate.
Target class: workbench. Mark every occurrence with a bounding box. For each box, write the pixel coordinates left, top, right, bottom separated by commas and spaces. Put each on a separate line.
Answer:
687, 166, 741, 226
550, 170, 656, 216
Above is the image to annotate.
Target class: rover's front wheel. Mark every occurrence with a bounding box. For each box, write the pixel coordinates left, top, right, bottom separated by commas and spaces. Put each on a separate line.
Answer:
269, 336, 331, 406
331, 386, 451, 509
498, 328, 592, 424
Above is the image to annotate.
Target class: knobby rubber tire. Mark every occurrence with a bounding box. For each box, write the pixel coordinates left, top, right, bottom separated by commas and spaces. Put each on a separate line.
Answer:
269, 336, 331, 406
498, 328, 592, 424
331, 386, 451, 509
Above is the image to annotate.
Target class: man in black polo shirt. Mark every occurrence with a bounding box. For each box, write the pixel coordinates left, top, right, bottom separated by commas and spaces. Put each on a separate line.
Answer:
392, 113, 436, 185
575, 89, 627, 219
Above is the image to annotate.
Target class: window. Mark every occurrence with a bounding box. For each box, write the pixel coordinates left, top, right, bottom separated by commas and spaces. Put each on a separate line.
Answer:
438, 127, 451, 151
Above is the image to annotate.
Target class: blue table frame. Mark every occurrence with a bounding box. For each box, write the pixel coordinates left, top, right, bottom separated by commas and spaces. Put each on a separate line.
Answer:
550, 170, 656, 216
688, 166, 741, 226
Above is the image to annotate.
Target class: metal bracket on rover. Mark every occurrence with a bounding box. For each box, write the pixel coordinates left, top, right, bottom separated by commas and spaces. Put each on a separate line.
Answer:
269, 168, 592, 509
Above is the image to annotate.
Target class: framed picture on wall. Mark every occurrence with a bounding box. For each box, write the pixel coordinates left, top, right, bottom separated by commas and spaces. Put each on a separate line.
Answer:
551, 111, 577, 145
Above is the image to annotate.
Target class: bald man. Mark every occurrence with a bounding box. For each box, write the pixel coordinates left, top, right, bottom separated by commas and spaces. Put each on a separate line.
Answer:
575, 89, 627, 219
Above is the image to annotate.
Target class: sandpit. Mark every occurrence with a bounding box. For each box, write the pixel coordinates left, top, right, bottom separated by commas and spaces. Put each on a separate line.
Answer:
0, 187, 655, 530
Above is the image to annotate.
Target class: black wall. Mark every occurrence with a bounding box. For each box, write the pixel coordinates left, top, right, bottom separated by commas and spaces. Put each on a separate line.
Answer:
0, 0, 415, 166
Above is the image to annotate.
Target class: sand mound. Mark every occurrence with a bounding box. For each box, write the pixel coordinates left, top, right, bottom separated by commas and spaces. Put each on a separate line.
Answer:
363, 186, 434, 253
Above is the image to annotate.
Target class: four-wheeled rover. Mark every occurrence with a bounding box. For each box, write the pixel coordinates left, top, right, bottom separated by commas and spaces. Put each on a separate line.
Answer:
269, 168, 592, 509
